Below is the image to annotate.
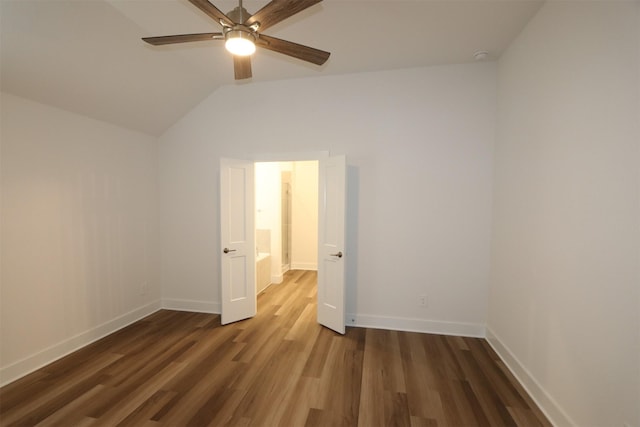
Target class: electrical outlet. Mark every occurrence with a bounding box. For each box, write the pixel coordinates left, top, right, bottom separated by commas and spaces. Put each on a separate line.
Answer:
419, 295, 428, 307
140, 282, 148, 295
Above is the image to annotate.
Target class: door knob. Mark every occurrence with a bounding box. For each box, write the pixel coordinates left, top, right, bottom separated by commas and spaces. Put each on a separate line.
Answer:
329, 251, 343, 258
223, 248, 236, 254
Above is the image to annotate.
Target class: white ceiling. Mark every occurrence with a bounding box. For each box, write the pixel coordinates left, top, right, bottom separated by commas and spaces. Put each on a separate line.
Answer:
0, 0, 543, 136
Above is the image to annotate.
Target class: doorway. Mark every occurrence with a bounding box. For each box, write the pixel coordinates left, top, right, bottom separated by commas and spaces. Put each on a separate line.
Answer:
254, 161, 319, 299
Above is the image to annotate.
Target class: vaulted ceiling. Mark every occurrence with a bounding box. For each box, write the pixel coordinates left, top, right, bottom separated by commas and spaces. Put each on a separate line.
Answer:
0, 0, 543, 136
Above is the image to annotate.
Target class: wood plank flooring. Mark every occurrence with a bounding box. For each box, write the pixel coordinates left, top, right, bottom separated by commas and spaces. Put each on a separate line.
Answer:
0, 270, 551, 426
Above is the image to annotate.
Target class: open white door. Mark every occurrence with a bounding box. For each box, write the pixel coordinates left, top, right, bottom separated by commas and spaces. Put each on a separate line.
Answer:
317, 155, 346, 334
220, 158, 256, 325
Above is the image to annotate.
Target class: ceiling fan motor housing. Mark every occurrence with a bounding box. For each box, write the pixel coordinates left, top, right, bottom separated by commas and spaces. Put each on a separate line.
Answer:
224, 26, 256, 40
223, 6, 258, 44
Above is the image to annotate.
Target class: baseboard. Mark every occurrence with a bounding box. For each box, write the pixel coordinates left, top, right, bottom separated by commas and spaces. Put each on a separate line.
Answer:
0, 300, 162, 387
486, 327, 574, 426
290, 262, 317, 271
271, 273, 284, 284
347, 313, 485, 338
162, 298, 220, 314
257, 282, 272, 294
259, 281, 275, 294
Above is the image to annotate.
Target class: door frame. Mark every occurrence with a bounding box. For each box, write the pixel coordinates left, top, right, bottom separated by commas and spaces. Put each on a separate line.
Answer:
251, 151, 330, 163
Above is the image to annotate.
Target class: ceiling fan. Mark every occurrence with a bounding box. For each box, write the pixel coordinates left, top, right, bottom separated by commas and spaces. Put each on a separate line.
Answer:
142, 0, 330, 80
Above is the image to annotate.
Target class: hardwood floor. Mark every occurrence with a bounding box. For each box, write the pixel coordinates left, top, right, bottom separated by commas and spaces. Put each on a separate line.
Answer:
0, 270, 551, 426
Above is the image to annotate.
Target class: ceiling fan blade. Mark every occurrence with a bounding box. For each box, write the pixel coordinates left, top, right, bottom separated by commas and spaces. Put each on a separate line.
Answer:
256, 34, 330, 65
234, 56, 252, 80
142, 33, 223, 46
188, 0, 234, 27
244, 0, 322, 32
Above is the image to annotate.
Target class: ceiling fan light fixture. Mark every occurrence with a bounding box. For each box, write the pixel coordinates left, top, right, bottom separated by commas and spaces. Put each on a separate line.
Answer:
225, 29, 256, 56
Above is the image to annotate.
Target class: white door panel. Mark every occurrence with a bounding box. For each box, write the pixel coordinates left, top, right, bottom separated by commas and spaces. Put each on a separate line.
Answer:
220, 158, 256, 325
317, 155, 346, 334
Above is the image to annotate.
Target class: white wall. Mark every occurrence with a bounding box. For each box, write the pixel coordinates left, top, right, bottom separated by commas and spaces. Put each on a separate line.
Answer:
0, 93, 160, 385
291, 161, 318, 270
158, 62, 496, 336
488, 2, 640, 426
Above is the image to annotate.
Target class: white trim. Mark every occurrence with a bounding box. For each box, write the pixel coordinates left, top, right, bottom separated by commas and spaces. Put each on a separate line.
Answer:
486, 327, 574, 427
251, 151, 329, 162
162, 298, 220, 314
290, 262, 317, 271
271, 273, 284, 284
0, 301, 162, 387
346, 313, 485, 338
257, 282, 273, 294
